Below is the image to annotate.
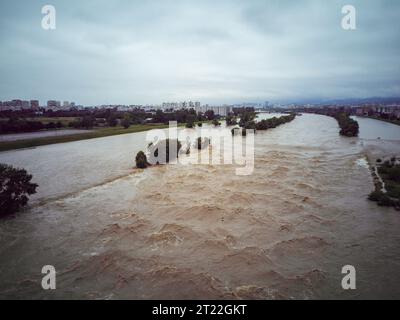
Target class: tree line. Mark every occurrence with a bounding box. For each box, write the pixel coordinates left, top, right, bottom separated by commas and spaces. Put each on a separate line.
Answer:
0, 108, 224, 134
229, 111, 296, 132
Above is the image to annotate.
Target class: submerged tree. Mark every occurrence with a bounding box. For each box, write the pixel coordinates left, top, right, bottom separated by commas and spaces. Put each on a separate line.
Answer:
186, 120, 194, 128
212, 119, 221, 126
135, 151, 148, 168
196, 137, 210, 150
0, 164, 38, 217
226, 114, 238, 126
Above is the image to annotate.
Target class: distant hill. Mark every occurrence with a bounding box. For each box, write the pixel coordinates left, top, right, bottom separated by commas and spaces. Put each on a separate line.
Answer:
314, 97, 400, 105
267, 97, 400, 106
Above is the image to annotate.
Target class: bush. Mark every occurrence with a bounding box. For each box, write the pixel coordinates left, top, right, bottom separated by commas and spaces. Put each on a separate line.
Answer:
243, 121, 256, 130
378, 195, 395, 207
212, 119, 221, 126
226, 114, 238, 126
197, 122, 203, 127
369, 189, 397, 207
135, 151, 148, 168
386, 181, 400, 199
388, 166, 400, 182
0, 164, 38, 216
0, 119, 45, 134
231, 127, 246, 136
368, 190, 384, 202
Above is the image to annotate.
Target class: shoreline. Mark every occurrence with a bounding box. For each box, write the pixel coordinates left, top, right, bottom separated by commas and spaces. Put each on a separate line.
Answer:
365, 150, 400, 210
357, 115, 400, 127
0, 124, 175, 153
0, 128, 93, 142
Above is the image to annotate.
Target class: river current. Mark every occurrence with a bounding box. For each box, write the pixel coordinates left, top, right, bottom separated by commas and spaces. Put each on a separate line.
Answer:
1, 113, 400, 299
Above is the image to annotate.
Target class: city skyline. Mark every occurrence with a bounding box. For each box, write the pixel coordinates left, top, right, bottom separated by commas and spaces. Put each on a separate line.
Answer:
1, 0, 400, 105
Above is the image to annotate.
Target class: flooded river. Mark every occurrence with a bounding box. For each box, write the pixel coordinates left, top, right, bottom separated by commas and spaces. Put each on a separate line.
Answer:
1, 114, 400, 299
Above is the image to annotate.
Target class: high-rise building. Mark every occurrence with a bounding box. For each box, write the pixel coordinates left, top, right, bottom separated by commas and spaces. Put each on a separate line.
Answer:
62, 101, 71, 110
47, 100, 61, 109
22, 100, 30, 109
30, 100, 39, 110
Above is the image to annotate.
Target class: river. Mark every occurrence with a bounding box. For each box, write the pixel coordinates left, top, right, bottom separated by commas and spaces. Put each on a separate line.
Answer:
0, 114, 400, 299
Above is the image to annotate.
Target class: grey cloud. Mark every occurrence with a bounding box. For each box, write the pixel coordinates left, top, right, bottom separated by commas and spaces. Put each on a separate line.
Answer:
0, 0, 399, 105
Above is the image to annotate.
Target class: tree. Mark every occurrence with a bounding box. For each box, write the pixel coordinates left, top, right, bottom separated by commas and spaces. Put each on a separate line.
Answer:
238, 111, 256, 127
226, 114, 237, 126
81, 116, 95, 129
121, 118, 130, 129
186, 120, 194, 128
107, 114, 118, 127
205, 110, 215, 120
186, 114, 196, 128
154, 109, 166, 123
135, 151, 148, 168
121, 113, 131, 129
0, 164, 38, 217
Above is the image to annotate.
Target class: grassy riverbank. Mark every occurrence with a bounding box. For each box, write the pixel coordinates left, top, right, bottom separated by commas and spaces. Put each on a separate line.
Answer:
369, 156, 400, 210
0, 124, 175, 152
358, 115, 400, 127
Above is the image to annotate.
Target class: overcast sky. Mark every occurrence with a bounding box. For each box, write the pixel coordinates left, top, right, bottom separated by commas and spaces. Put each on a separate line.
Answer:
0, 0, 399, 105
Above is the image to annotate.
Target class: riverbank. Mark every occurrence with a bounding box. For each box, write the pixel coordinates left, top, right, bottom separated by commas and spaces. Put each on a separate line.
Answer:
0, 128, 93, 142
0, 124, 175, 152
368, 156, 400, 210
358, 115, 400, 127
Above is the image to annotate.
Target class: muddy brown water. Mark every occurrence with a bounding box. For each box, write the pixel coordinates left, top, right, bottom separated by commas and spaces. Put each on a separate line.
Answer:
1, 113, 400, 299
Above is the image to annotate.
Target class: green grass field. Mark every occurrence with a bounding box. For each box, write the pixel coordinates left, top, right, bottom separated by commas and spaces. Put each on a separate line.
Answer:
0, 124, 175, 152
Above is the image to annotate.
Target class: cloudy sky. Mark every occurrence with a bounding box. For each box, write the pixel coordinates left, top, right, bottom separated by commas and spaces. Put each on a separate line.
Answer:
0, 0, 399, 105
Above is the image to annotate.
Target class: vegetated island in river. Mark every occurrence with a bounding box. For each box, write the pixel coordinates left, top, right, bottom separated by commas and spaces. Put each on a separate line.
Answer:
231, 111, 297, 134
333, 112, 359, 137
136, 113, 297, 169
325, 112, 359, 137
